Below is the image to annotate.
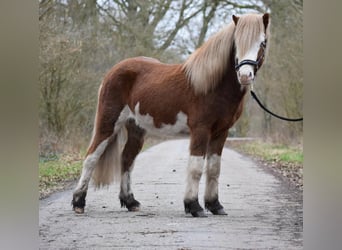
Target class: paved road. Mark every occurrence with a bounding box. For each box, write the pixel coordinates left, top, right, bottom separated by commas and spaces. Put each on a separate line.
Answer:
39, 139, 303, 249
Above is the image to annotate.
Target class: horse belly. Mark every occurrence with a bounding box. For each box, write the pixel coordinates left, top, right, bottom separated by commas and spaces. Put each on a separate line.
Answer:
128, 103, 189, 137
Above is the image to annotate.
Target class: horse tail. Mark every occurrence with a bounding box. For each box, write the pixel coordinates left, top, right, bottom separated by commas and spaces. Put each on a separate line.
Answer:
86, 74, 132, 188
91, 124, 127, 188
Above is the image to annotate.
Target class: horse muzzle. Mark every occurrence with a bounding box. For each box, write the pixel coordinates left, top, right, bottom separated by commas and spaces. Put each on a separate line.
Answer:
235, 59, 259, 86
238, 72, 254, 86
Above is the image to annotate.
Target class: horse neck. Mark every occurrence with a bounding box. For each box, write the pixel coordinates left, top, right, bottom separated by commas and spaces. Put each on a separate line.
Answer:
215, 51, 247, 102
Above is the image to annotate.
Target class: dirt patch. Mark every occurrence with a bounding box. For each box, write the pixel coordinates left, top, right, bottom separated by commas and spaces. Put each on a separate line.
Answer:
40, 179, 77, 199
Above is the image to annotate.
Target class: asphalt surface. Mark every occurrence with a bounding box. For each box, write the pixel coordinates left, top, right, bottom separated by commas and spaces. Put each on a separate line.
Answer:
39, 139, 303, 249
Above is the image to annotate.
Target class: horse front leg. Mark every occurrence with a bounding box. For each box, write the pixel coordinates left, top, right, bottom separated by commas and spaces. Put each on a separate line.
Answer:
204, 130, 228, 215
184, 128, 209, 217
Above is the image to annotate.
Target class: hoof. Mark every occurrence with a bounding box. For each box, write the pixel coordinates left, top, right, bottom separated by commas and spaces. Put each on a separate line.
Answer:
72, 191, 86, 214
128, 206, 140, 212
74, 207, 84, 214
184, 199, 206, 217
191, 210, 207, 218
205, 199, 227, 215
120, 193, 141, 212
211, 208, 227, 215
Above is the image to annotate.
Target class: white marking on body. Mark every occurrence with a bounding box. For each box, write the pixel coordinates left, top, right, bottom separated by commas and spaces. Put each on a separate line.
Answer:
75, 139, 109, 192
204, 154, 221, 201
184, 156, 205, 200
237, 33, 265, 78
114, 106, 131, 134
131, 102, 189, 137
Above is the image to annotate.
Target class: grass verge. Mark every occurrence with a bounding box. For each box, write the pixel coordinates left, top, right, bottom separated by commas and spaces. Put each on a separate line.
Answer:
39, 154, 83, 199
231, 141, 303, 164
227, 140, 303, 190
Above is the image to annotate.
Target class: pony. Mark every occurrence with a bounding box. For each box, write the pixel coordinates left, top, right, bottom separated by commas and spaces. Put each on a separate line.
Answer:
72, 13, 270, 217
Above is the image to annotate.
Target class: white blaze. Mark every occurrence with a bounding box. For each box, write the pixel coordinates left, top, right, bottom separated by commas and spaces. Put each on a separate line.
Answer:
236, 33, 265, 78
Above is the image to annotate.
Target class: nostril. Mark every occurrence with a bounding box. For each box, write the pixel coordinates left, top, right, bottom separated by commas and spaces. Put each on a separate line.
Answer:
248, 72, 252, 78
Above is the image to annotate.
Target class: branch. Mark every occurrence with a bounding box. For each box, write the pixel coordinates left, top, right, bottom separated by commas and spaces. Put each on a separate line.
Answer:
158, 0, 203, 51
149, 0, 173, 31
222, 0, 266, 13
289, 0, 303, 15
196, 0, 219, 48
96, 3, 136, 35
39, 0, 54, 21
111, 0, 129, 15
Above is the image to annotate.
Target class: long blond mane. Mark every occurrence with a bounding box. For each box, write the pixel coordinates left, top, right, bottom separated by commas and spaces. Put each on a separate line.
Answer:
182, 13, 268, 95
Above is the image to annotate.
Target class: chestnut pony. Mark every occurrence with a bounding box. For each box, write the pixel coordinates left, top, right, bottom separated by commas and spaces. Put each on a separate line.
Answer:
72, 13, 270, 217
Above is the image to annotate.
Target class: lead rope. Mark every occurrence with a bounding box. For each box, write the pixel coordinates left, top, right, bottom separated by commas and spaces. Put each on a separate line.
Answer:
250, 88, 303, 122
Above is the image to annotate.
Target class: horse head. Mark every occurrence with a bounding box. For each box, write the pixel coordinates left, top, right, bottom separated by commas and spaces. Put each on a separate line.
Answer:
233, 13, 270, 86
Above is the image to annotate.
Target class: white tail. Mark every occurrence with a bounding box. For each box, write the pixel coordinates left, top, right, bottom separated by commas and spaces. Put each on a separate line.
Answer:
92, 125, 128, 188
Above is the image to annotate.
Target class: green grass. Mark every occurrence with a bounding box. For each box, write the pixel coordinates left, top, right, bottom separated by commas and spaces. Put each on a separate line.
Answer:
38, 139, 161, 198
39, 155, 83, 195
234, 141, 303, 164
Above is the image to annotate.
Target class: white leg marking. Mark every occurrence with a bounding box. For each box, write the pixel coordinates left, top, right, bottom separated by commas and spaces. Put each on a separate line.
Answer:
120, 167, 133, 198
75, 139, 109, 192
184, 156, 205, 200
204, 154, 221, 201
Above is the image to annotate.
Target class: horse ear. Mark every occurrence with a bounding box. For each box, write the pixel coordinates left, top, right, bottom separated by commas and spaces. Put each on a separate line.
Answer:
263, 13, 270, 29
232, 15, 239, 25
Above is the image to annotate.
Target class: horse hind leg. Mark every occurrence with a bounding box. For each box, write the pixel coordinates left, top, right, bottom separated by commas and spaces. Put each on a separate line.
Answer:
119, 118, 146, 211
72, 89, 127, 213
72, 137, 112, 214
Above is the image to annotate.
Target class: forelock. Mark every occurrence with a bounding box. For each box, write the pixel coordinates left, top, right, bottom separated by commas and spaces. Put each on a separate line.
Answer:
234, 14, 265, 57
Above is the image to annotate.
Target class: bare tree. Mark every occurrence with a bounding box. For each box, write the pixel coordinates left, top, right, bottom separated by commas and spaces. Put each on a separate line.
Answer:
247, 0, 303, 143
39, 0, 303, 155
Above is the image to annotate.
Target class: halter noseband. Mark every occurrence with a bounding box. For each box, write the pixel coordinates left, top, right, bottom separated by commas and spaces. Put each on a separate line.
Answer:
235, 40, 267, 74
